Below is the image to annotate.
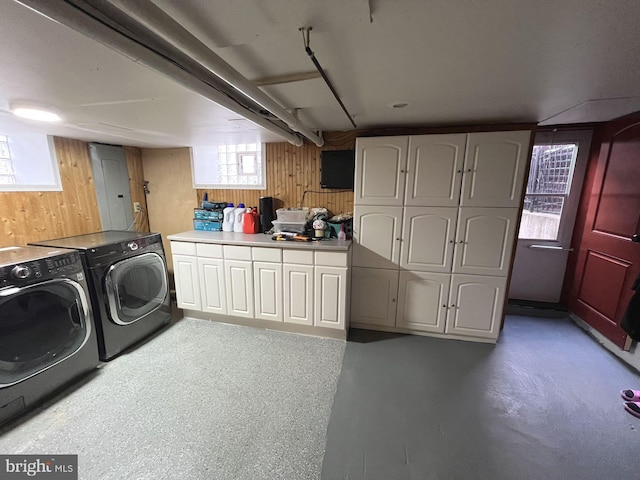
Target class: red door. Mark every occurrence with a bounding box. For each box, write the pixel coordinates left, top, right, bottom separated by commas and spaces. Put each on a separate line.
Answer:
568, 114, 640, 348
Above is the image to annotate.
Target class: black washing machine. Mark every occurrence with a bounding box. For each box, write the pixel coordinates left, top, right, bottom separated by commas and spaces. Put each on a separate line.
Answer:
0, 246, 99, 427
31, 231, 171, 361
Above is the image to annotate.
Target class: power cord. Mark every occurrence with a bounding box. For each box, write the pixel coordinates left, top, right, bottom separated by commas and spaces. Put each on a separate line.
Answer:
299, 189, 352, 207
127, 206, 146, 231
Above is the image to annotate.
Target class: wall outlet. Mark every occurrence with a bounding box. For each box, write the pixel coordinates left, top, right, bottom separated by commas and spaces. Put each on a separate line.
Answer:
133, 202, 142, 213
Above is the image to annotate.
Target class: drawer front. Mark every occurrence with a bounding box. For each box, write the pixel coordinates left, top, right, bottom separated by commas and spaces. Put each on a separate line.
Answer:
223, 245, 253, 261
315, 251, 348, 267
252, 247, 282, 262
196, 243, 223, 258
283, 249, 314, 265
170, 241, 196, 256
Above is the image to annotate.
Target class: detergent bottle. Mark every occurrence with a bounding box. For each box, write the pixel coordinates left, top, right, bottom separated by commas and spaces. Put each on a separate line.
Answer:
252, 207, 260, 233
222, 203, 235, 232
243, 207, 257, 234
233, 203, 245, 232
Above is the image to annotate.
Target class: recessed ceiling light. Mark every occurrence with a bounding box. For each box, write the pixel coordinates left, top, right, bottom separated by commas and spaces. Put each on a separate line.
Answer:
10, 103, 62, 122
389, 102, 410, 109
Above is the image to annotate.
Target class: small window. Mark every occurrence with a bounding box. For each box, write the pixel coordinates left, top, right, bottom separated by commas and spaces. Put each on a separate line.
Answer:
0, 134, 62, 191
191, 143, 265, 189
518, 143, 578, 240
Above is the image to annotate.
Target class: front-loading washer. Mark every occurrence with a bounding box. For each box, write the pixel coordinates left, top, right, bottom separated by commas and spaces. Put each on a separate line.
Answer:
0, 246, 99, 427
31, 231, 171, 361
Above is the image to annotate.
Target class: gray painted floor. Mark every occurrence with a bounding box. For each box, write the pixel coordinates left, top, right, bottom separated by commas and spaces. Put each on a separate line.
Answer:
0, 319, 344, 480
322, 315, 640, 480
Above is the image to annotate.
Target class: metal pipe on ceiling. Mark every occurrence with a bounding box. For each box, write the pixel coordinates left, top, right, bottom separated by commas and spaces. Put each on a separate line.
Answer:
14, 0, 306, 146
106, 0, 325, 147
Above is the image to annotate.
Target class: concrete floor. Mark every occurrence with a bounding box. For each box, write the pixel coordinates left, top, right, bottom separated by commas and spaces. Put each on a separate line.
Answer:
322, 315, 640, 480
2, 314, 639, 479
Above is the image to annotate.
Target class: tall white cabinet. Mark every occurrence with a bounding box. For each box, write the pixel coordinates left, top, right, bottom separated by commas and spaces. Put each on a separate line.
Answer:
351, 130, 531, 342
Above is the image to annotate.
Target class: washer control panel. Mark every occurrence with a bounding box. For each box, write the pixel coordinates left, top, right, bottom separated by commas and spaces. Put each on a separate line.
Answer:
0, 252, 82, 288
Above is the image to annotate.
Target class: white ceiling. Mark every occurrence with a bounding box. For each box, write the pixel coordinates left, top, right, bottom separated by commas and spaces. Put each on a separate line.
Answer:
1, 0, 640, 148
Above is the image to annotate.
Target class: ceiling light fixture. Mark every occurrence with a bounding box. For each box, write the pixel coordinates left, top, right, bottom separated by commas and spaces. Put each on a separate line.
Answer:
389, 102, 410, 109
10, 103, 62, 122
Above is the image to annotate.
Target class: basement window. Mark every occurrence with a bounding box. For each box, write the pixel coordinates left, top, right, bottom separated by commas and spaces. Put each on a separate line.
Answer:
0, 134, 62, 191
191, 143, 266, 189
519, 143, 578, 240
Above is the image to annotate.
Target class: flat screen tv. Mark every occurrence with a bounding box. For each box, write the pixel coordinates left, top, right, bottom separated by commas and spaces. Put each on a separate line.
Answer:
320, 150, 355, 190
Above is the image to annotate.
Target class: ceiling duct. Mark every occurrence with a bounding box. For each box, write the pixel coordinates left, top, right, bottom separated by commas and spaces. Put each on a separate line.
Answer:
15, 0, 323, 147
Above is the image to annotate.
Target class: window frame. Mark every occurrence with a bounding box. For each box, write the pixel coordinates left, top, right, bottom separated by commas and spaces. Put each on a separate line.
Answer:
191, 143, 266, 190
0, 135, 62, 192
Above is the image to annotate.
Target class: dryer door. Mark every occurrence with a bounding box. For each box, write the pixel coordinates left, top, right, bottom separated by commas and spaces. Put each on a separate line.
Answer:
0, 279, 91, 387
105, 252, 169, 325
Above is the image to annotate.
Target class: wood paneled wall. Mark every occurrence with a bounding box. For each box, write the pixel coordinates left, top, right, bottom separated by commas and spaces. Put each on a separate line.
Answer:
0, 137, 102, 247
140, 147, 197, 277
0, 137, 150, 248
124, 146, 150, 232
198, 131, 358, 216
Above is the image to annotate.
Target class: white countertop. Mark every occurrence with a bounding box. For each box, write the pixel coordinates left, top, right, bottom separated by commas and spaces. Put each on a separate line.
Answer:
167, 230, 352, 251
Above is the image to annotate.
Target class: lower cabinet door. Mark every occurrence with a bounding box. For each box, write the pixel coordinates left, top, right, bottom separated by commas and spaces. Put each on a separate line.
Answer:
350, 267, 399, 327
314, 266, 347, 330
198, 258, 226, 315
224, 260, 254, 318
173, 254, 201, 311
253, 262, 283, 322
283, 264, 314, 326
396, 271, 449, 333
445, 274, 507, 340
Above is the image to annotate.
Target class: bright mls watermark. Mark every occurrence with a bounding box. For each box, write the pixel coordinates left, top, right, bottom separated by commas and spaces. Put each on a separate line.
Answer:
0, 455, 77, 479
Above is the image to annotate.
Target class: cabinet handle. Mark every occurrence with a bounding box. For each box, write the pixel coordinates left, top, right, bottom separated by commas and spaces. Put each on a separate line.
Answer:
456, 169, 462, 173
400, 169, 406, 173
449, 240, 454, 244
396, 237, 401, 241
450, 304, 456, 308
442, 304, 447, 308
466, 168, 472, 173
392, 298, 396, 302
457, 240, 465, 244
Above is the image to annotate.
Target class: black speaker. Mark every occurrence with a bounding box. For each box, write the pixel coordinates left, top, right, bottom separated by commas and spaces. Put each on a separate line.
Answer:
259, 196, 275, 233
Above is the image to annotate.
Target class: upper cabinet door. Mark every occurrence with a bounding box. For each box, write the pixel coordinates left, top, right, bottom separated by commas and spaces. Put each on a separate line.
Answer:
400, 207, 458, 272
352, 206, 403, 269
405, 134, 467, 206
355, 136, 408, 206
461, 130, 532, 207
453, 207, 520, 276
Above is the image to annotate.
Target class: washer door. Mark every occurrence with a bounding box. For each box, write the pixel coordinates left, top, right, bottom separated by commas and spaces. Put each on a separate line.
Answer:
0, 279, 91, 387
105, 252, 169, 325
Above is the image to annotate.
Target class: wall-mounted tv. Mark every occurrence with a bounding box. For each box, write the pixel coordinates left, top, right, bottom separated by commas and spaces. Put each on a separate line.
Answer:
320, 150, 355, 190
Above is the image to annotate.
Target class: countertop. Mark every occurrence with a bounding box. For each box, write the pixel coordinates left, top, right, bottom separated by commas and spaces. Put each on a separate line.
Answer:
167, 230, 352, 251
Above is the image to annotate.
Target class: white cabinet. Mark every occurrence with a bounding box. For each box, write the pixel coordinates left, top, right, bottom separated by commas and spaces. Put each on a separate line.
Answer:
253, 261, 283, 322
461, 131, 531, 208
198, 258, 226, 315
354, 136, 408, 206
352, 206, 403, 268
224, 260, 254, 318
283, 264, 314, 326
173, 254, 201, 310
453, 207, 519, 276
405, 134, 466, 207
396, 271, 449, 333
169, 238, 350, 337
353, 129, 531, 343
315, 266, 348, 330
445, 275, 507, 339
400, 207, 457, 272
350, 267, 398, 327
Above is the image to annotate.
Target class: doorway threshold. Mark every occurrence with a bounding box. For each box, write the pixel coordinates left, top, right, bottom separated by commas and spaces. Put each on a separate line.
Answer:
506, 299, 569, 318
